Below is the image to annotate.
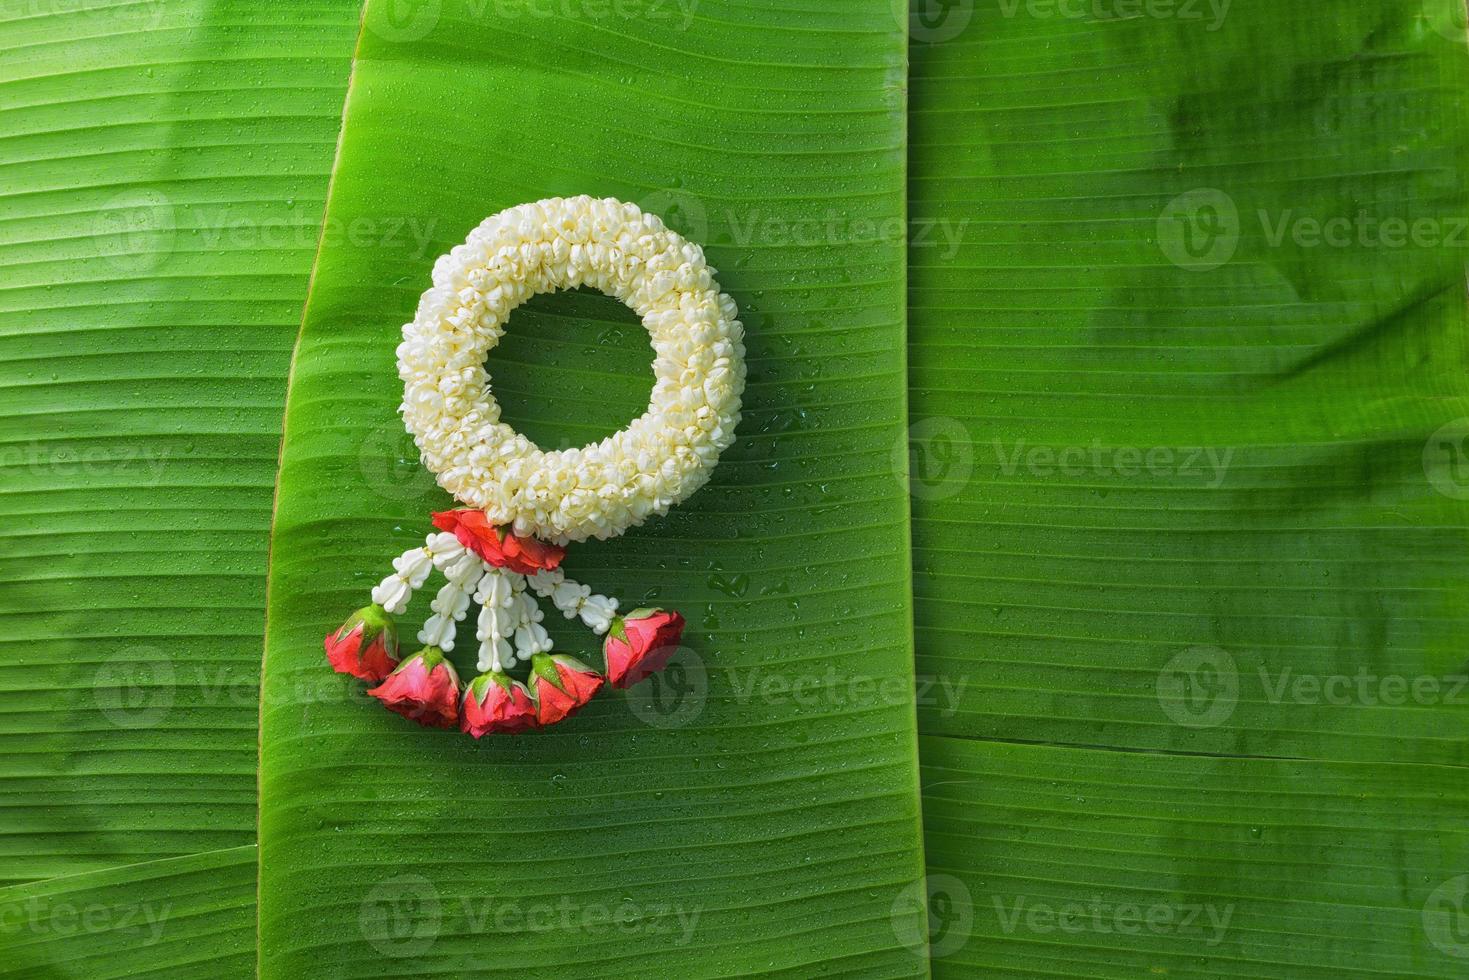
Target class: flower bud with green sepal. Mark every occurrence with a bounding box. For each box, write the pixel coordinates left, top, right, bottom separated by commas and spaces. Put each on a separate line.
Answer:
462, 671, 539, 737
603, 608, 685, 688
528, 653, 604, 726
324, 603, 399, 682
368, 646, 461, 729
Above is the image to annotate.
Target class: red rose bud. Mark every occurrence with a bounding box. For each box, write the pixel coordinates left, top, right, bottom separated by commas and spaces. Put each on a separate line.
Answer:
461, 671, 539, 737
324, 604, 399, 681
431, 510, 564, 574
604, 608, 685, 689
368, 647, 461, 729
529, 653, 603, 726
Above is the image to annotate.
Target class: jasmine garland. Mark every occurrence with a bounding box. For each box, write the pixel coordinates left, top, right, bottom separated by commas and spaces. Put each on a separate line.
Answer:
326, 196, 738, 736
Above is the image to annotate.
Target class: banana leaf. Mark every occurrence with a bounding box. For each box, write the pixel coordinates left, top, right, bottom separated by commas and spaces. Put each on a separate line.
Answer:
909, 0, 1469, 975
3, 0, 1469, 977
0, 846, 257, 977
0, 0, 358, 887
255, 0, 924, 976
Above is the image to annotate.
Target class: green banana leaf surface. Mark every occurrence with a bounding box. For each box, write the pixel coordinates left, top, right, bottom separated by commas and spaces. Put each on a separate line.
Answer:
0, 0, 358, 887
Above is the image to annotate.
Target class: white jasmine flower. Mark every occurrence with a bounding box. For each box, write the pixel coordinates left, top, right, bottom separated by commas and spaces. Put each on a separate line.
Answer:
579, 594, 619, 635
370, 577, 411, 615
392, 548, 434, 587
371, 545, 436, 615
418, 614, 457, 651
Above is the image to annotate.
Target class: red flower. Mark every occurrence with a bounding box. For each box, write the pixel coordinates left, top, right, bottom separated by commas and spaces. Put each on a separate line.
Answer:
461, 672, 539, 737
431, 510, 564, 575
324, 604, 399, 681
529, 654, 603, 726
604, 608, 685, 688
368, 647, 461, 729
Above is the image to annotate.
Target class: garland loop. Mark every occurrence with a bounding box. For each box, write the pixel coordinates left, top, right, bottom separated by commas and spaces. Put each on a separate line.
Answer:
397, 194, 745, 545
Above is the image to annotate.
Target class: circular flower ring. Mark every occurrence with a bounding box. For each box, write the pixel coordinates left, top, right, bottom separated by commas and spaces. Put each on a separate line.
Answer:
397, 195, 746, 545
